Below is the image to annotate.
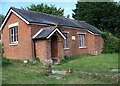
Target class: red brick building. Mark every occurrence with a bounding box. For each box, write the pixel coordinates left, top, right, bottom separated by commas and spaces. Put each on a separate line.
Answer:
0, 7, 103, 62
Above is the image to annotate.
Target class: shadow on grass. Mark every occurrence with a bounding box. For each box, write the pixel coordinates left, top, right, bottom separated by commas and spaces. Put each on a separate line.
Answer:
2, 56, 43, 67
2, 56, 11, 67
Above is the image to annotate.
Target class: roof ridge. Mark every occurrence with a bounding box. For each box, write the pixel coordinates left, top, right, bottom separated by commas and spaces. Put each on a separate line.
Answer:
9, 7, 101, 34
42, 26, 56, 30
11, 7, 86, 24
11, 7, 64, 19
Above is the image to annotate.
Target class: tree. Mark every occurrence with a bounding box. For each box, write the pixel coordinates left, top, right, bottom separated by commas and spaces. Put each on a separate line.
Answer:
66, 15, 70, 18
101, 32, 119, 53
72, 2, 120, 37
23, 4, 64, 17
0, 14, 4, 26
0, 14, 4, 40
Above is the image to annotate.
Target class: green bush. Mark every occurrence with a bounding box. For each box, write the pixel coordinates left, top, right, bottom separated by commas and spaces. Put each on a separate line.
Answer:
0, 43, 4, 54
101, 32, 119, 53
2, 57, 11, 66
0, 43, 2, 54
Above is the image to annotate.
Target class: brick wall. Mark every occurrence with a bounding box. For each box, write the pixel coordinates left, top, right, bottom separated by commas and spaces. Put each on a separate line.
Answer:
87, 32, 96, 54
61, 27, 103, 56
94, 35, 104, 54
2, 12, 103, 61
61, 27, 88, 56
53, 32, 64, 59
35, 32, 64, 62
30, 25, 49, 37
35, 39, 48, 62
2, 13, 33, 60
30, 25, 49, 59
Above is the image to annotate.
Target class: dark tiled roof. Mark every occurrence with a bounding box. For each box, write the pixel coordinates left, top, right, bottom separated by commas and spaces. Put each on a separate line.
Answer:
11, 7, 101, 34
34, 27, 55, 39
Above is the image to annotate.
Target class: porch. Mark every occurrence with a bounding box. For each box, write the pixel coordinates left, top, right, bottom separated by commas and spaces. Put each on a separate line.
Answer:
32, 27, 66, 63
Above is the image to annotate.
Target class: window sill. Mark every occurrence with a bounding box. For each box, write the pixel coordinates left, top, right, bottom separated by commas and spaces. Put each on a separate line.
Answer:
64, 48, 69, 50
79, 46, 87, 49
9, 43, 18, 46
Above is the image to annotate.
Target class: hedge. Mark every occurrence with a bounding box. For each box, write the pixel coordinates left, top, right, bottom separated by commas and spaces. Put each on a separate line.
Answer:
101, 32, 119, 53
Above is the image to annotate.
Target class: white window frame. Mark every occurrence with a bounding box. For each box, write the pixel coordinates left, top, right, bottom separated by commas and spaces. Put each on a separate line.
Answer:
63, 32, 69, 49
78, 33, 86, 48
9, 22, 18, 45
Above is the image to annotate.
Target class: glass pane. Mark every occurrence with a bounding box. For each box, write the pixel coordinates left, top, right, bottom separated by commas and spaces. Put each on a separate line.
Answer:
82, 35, 84, 47
13, 27, 18, 42
79, 35, 82, 47
11, 28, 14, 35
64, 39, 67, 48
15, 26, 18, 35
83, 35, 85, 46
16, 35, 18, 41
10, 26, 18, 43
14, 34, 16, 41
80, 35, 82, 47
63, 33, 68, 48
11, 36, 13, 42
79, 34, 85, 47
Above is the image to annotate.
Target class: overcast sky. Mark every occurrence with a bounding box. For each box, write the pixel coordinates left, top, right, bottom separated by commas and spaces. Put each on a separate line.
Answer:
0, 0, 119, 19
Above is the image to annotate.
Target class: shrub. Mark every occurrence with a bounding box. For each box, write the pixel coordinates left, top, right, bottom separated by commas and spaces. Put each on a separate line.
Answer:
2, 57, 11, 66
0, 43, 2, 54
101, 32, 119, 53
0, 43, 4, 55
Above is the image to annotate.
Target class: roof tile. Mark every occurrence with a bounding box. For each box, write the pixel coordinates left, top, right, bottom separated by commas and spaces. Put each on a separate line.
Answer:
11, 7, 101, 34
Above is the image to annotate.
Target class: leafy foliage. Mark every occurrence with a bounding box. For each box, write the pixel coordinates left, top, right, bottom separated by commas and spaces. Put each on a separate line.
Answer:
2, 57, 11, 66
0, 43, 4, 54
23, 3, 64, 17
101, 32, 119, 53
0, 14, 4, 40
0, 14, 4, 26
72, 2, 120, 37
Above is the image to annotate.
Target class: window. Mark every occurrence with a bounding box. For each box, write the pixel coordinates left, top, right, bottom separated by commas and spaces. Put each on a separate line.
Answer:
79, 34, 86, 47
10, 26, 18, 44
63, 33, 68, 49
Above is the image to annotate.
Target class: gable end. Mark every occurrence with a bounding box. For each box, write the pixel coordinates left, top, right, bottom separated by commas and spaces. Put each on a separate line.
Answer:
0, 9, 29, 31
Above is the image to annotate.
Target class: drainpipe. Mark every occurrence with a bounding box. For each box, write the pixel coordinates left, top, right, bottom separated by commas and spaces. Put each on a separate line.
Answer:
33, 40, 36, 60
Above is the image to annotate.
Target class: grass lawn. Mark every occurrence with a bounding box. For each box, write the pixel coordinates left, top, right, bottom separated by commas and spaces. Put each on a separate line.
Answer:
2, 53, 119, 84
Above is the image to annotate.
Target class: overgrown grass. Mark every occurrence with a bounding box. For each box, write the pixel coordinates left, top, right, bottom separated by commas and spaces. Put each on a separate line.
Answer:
2, 53, 119, 84
55, 54, 118, 74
